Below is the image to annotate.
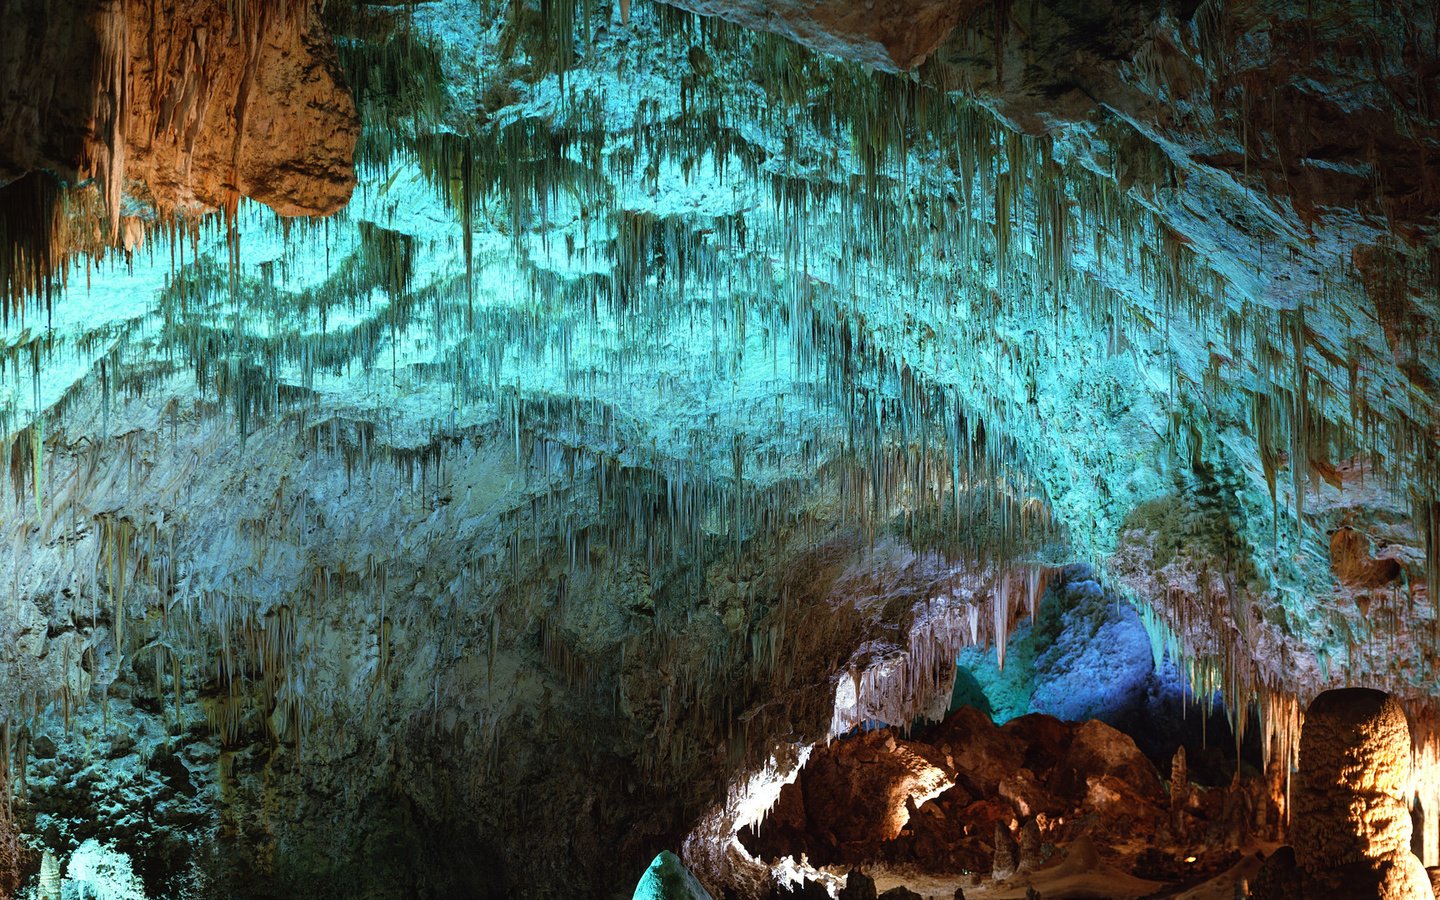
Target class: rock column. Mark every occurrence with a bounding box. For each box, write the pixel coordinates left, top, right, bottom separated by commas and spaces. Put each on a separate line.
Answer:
1290, 688, 1432, 898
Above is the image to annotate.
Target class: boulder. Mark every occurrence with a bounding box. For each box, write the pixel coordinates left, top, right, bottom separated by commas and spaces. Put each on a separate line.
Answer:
998, 768, 1062, 819
1049, 719, 1166, 806
932, 706, 1024, 797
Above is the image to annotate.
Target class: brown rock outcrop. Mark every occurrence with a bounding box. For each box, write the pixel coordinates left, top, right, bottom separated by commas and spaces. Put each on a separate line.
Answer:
930, 706, 1025, 797
1, 0, 357, 293
1050, 719, 1167, 806
740, 704, 1277, 882
1, 0, 355, 303
0, 0, 104, 187
119, 0, 358, 217
741, 729, 952, 865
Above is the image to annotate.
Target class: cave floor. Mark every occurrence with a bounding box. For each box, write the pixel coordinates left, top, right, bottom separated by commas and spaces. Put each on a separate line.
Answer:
863, 846, 1268, 899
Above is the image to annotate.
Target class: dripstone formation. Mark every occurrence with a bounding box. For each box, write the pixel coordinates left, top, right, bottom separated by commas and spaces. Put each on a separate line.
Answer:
1261, 689, 1432, 899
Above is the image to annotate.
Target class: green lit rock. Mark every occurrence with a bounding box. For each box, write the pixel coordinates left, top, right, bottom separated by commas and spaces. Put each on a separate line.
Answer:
633, 851, 712, 900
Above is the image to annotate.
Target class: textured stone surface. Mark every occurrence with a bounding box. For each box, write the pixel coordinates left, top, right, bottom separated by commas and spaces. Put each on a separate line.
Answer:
992, 821, 1018, 880
1050, 720, 1167, 807
634, 851, 715, 900
0, 0, 1438, 896
0, 0, 357, 216
0, 0, 102, 187
657, 0, 977, 71
0, 770, 19, 898
119, 0, 358, 216
1294, 689, 1415, 868
838, 869, 877, 900
1292, 688, 1433, 899
740, 703, 1266, 885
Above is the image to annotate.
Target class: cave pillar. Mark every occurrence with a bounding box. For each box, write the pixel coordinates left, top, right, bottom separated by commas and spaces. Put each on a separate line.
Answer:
1291, 688, 1432, 898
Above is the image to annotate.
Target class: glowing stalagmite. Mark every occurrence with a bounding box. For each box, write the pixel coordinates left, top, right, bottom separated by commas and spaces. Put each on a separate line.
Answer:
1278, 689, 1432, 899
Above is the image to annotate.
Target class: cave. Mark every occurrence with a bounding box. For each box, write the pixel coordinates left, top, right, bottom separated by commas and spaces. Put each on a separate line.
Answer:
0, 0, 1437, 898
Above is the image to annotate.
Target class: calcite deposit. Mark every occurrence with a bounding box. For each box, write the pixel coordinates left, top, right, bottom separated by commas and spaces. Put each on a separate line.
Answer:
1289, 688, 1432, 898
0, 0, 1436, 897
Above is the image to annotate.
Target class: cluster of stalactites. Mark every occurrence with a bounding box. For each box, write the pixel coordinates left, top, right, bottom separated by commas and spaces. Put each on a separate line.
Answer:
827, 563, 1051, 737
0, 0, 1435, 766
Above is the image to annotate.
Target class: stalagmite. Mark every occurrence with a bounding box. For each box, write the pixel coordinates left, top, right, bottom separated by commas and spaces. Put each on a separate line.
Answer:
1017, 818, 1042, 872
1283, 689, 1431, 898
993, 821, 1018, 880
994, 575, 1010, 672
1170, 745, 1190, 837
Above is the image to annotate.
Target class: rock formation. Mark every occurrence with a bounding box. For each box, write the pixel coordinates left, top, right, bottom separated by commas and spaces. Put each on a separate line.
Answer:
1289, 688, 1432, 898
119, 0, 359, 217
837, 869, 877, 900
655, 0, 972, 71
992, 821, 1019, 880
742, 702, 1270, 892
0, 774, 19, 898
1017, 817, 1043, 872
1, 0, 357, 304
634, 851, 715, 900
1170, 745, 1192, 839
0, 0, 1436, 897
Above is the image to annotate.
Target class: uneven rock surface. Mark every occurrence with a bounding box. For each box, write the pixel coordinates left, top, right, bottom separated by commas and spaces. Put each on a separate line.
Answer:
0, 770, 19, 897
1291, 688, 1433, 898
837, 868, 877, 900
740, 705, 1268, 887
0, 1, 101, 187
1, 0, 357, 296
634, 850, 715, 900
119, 0, 359, 217
656, 0, 977, 71
0, 0, 1437, 897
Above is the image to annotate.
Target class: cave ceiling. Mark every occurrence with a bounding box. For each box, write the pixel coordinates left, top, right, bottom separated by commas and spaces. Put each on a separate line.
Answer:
0, 0, 1437, 890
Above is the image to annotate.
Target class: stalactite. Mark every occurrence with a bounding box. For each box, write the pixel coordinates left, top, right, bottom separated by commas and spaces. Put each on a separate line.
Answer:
0, 175, 64, 320
993, 572, 1011, 671
0, 0, 1431, 788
